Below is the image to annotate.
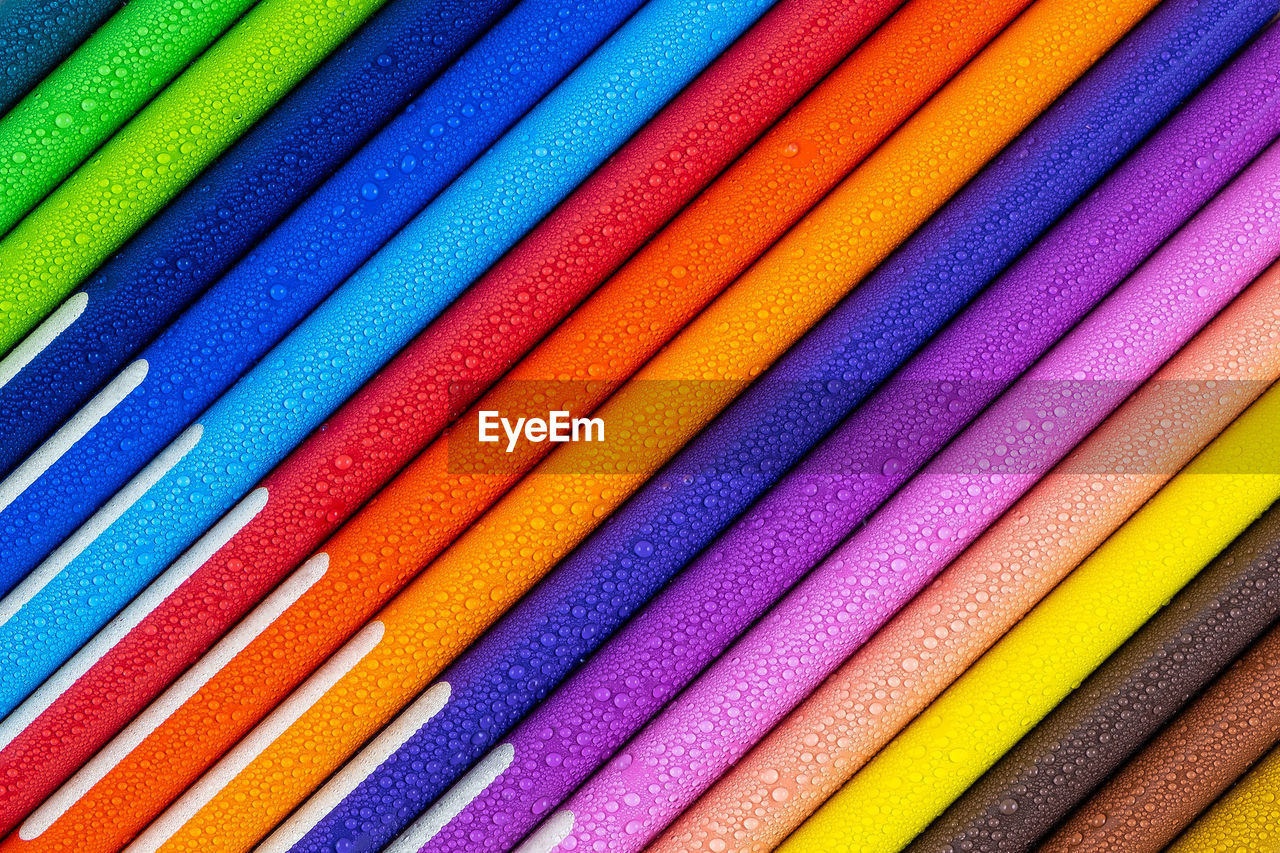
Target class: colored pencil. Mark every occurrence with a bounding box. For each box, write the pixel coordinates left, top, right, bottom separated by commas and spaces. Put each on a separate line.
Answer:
98, 0, 1204, 849
1164, 740, 1280, 851
522, 79, 1280, 853
0, 0, 257, 235
12, 0, 1165, 848
0, 0, 794, 846
0, 0, 770, 714
660, 270, 1280, 853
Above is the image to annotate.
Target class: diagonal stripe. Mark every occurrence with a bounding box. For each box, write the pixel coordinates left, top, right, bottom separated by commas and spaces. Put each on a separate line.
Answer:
0, 422, 202, 629
0, 488, 270, 751
0, 293, 87, 390
515, 811, 576, 853
121, 618, 386, 852
19, 552, 330, 840
384, 742, 517, 852
260, 682, 454, 852
0, 358, 148, 513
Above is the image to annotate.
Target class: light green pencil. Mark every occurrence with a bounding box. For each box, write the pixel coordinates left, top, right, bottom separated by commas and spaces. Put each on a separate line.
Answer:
0, 0, 391, 356
0, 0, 256, 236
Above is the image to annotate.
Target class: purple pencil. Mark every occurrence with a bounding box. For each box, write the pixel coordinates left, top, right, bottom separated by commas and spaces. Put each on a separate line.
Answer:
395, 20, 1280, 853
